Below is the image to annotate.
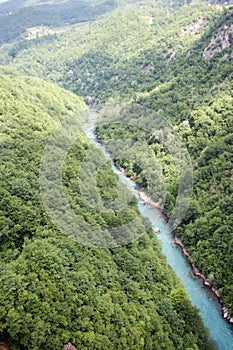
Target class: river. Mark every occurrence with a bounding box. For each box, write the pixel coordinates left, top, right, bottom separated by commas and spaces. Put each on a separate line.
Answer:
84, 111, 233, 350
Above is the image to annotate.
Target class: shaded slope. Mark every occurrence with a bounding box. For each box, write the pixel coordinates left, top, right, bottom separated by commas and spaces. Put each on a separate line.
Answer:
3, 0, 231, 315
0, 67, 215, 349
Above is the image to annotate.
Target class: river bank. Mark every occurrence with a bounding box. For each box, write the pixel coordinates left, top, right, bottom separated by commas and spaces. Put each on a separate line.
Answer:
86, 110, 233, 347
135, 187, 233, 327
173, 234, 233, 326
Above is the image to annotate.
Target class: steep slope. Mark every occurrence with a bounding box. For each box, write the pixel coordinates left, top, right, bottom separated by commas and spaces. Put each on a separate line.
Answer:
0, 0, 221, 102
0, 0, 117, 46
95, 6, 233, 315
0, 67, 215, 349
145, 10, 233, 315
0, 0, 231, 316
96, 7, 233, 316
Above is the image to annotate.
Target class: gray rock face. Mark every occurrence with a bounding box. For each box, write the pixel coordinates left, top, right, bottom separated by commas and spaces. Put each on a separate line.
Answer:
203, 23, 233, 60
181, 17, 207, 35
62, 343, 77, 350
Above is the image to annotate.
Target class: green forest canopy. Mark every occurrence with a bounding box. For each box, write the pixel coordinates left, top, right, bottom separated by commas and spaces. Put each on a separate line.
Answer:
1, 0, 231, 315
0, 67, 215, 349
0, 0, 232, 347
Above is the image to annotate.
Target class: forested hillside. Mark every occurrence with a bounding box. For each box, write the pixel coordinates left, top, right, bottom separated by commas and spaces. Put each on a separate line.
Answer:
0, 0, 232, 317
96, 6, 233, 315
0, 0, 117, 46
0, 0, 221, 99
0, 0, 233, 348
0, 67, 215, 349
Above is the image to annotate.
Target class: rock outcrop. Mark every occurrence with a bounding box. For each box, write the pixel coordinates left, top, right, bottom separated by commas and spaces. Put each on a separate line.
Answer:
142, 62, 155, 74
165, 49, 176, 63
203, 23, 233, 60
62, 343, 77, 350
137, 190, 161, 209
182, 17, 207, 35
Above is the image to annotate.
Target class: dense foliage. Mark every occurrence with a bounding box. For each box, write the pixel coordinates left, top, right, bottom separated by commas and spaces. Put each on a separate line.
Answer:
0, 0, 117, 46
95, 7, 233, 314
0, 0, 232, 347
0, 67, 215, 349
0, 1, 220, 98
2, 0, 232, 315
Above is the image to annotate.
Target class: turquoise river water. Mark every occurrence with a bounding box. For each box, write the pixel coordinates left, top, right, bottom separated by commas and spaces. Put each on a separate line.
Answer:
85, 112, 233, 350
